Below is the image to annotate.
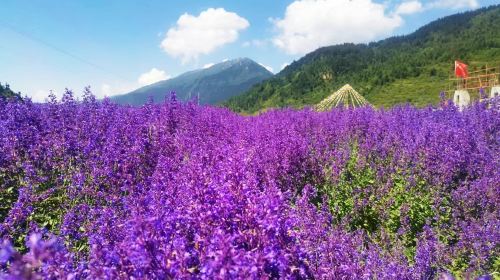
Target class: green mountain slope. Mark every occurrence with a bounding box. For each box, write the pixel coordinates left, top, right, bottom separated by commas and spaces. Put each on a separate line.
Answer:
112, 58, 273, 106
225, 5, 500, 113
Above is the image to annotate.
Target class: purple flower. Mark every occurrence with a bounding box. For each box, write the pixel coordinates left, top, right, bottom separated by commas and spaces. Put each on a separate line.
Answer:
0, 88, 498, 278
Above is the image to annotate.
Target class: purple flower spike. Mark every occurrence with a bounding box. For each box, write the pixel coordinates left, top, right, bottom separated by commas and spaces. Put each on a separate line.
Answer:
0, 87, 498, 278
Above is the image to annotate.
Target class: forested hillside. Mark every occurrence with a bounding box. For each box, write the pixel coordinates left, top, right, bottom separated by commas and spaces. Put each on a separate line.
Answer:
0, 83, 22, 102
225, 5, 500, 113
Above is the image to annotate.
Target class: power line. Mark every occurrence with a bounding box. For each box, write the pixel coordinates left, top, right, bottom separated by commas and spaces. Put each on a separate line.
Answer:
0, 20, 134, 83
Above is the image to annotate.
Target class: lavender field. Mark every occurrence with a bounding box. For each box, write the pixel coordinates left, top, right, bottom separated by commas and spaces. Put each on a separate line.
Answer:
0, 90, 499, 279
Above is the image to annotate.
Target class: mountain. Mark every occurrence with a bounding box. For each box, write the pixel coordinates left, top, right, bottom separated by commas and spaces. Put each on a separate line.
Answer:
0, 83, 22, 102
225, 5, 500, 113
112, 58, 273, 106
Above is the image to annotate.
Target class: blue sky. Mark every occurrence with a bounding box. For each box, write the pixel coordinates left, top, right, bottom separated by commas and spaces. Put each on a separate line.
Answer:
1, 0, 498, 101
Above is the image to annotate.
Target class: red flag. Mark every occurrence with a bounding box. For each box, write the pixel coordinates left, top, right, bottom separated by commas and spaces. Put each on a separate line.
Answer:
455, 61, 468, 78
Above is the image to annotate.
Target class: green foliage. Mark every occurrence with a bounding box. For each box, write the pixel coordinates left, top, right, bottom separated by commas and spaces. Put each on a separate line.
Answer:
0, 184, 18, 222
491, 257, 500, 279
318, 145, 443, 262
226, 5, 500, 113
0, 83, 22, 102
316, 142, 499, 276
0, 167, 25, 225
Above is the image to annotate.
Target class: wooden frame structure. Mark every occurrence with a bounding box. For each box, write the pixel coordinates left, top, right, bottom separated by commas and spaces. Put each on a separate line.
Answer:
445, 65, 500, 101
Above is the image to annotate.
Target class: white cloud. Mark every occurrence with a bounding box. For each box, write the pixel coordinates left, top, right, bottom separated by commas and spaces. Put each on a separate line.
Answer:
395, 1, 424, 15
272, 0, 402, 55
427, 0, 479, 9
31, 89, 52, 102
101, 84, 112, 96
394, 0, 477, 16
161, 8, 249, 63
138, 68, 170, 86
242, 39, 268, 48
203, 63, 215, 69
100, 83, 138, 97
100, 68, 170, 98
258, 63, 274, 73
222, 58, 229, 62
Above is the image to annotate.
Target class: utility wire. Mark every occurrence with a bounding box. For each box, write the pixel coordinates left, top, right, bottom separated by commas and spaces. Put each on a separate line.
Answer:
0, 20, 133, 83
